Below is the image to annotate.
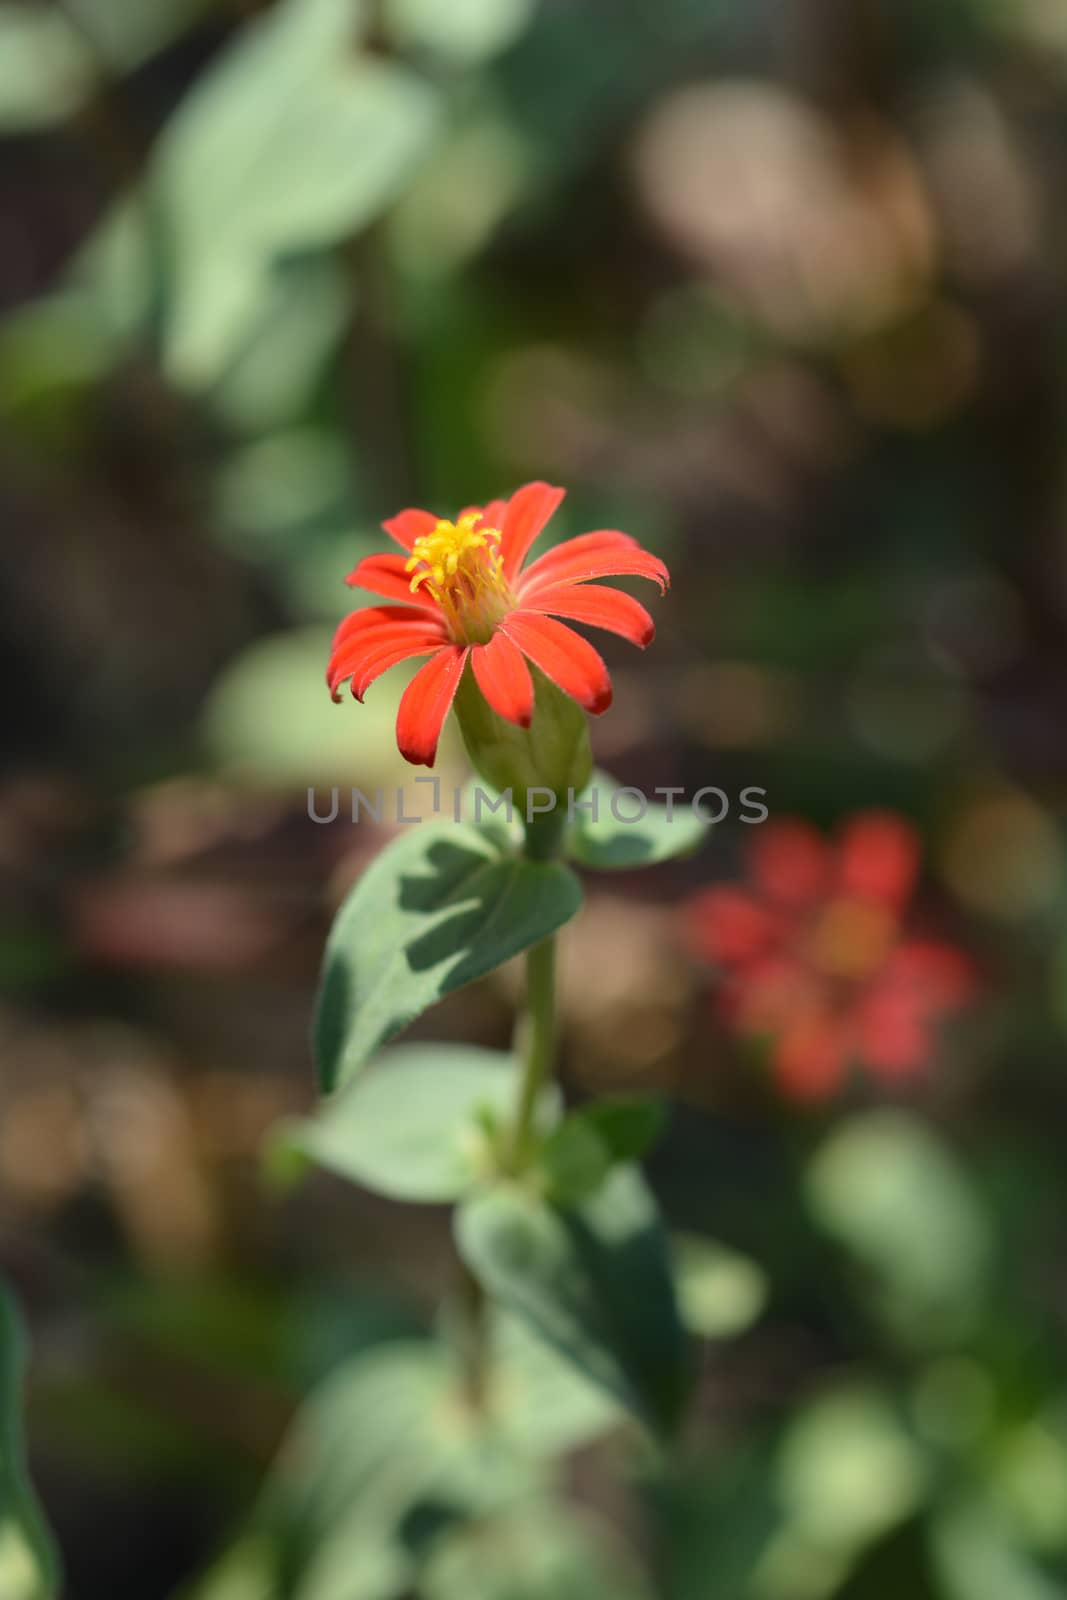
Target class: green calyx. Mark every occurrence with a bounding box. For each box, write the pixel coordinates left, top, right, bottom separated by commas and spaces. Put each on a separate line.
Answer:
454, 663, 593, 823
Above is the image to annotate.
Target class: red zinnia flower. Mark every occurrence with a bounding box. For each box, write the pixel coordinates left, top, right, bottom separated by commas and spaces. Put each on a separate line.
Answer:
686, 812, 974, 1103
327, 482, 669, 766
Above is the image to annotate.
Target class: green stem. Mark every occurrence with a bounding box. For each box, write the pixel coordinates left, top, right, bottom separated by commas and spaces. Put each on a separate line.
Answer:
507, 934, 557, 1171
454, 824, 561, 1407
452, 930, 557, 1403
522, 805, 567, 863
454, 1254, 488, 1410
454, 929, 556, 1401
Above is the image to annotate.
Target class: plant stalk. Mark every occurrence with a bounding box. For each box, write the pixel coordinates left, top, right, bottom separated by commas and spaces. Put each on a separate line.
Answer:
454, 1254, 488, 1410
453, 812, 563, 1404
507, 934, 557, 1171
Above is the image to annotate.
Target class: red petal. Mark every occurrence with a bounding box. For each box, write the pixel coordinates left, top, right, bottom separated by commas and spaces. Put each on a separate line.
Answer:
522, 580, 655, 647
345, 552, 440, 612
332, 603, 446, 653
518, 529, 669, 595
328, 619, 447, 700
749, 821, 830, 907
686, 887, 780, 968
837, 812, 920, 908
470, 630, 534, 727
773, 1014, 850, 1103
855, 984, 929, 1080
396, 645, 469, 767
382, 508, 439, 551
501, 611, 612, 714
731, 953, 814, 1033
884, 940, 975, 1011
336, 634, 446, 701
499, 482, 566, 581
456, 499, 505, 528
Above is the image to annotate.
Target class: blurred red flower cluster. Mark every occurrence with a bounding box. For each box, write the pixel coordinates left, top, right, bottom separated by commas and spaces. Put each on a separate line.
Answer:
685, 813, 974, 1102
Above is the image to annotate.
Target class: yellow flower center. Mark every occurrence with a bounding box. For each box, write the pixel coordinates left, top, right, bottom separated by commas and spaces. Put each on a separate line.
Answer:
405, 513, 511, 642
809, 896, 896, 980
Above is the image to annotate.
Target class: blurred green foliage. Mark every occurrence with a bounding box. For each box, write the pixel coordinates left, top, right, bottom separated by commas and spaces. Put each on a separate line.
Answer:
2, 0, 1067, 1595
0, 1290, 61, 1600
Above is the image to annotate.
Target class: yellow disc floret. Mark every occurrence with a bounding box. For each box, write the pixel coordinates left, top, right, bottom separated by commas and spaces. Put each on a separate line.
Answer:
405, 513, 510, 642
809, 896, 895, 980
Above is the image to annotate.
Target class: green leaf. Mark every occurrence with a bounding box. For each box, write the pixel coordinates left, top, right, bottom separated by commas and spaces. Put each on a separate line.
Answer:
65, 0, 208, 70
69, 199, 155, 351
274, 1342, 524, 1575
488, 1313, 622, 1462
214, 427, 349, 543
576, 1097, 667, 1163
806, 1111, 991, 1346
538, 1098, 666, 1204
181, 1534, 281, 1600
0, 1287, 61, 1600
990, 1413, 1067, 1552
391, 110, 529, 281
536, 1120, 613, 1206
420, 1501, 653, 1600
209, 259, 350, 434
315, 822, 583, 1093
672, 1234, 769, 1341
776, 1385, 928, 1555
189, 1337, 569, 1600
201, 626, 420, 787
293, 1530, 413, 1600
383, 0, 537, 64
457, 778, 523, 849
932, 1501, 1064, 1600
566, 771, 706, 871
651, 1445, 780, 1600
274, 1045, 560, 1203
0, 293, 114, 418
185, 1319, 624, 1600
455, 1166, 691, 1434
0, 6, 93, 132
185, 1344, 443, 1600
154, 0, 439, 386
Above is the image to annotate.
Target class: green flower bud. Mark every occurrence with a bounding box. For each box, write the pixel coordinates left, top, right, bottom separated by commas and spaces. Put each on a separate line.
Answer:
454, 665, 593, 833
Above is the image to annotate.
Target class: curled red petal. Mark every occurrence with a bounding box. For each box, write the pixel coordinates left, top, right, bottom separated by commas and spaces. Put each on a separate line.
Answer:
518, 529, 669, 595
328, 622, 447, 700
345, 553, 440, 612
343, 635, 446, 702
501, 611, 612, 715
470, 630, 534, 727
522, 580, 655, 647
330, 619, 437, 678
332, 603, 446, 653
382, 508, 439, 551
499, 482, 566, 581
396, 645, 470, 767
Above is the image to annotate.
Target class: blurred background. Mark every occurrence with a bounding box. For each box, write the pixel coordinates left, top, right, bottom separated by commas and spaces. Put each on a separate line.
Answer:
3, 0, 1067, 1594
